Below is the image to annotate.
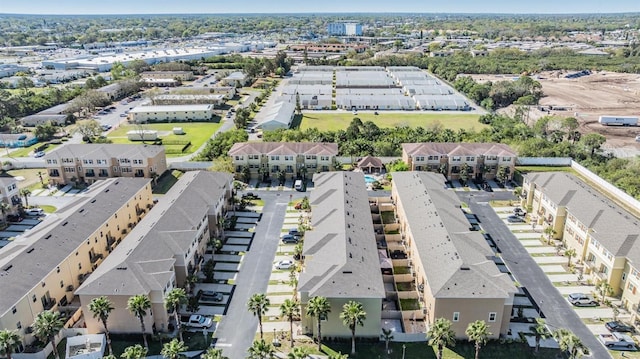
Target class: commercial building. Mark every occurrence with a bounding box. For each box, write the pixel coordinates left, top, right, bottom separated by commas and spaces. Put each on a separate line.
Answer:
522, 172, 640, 308
326, 22, 363, 36
254, 101, 296, 131
391, 172, 516, 337
228, 142, 338, 180
128, 104, 214, 123
298, 172, 385, 337
221, 72, 249, 87
76, 171, 233, 334
401, 143, 516, 182
0, 178, 153, 344
43, 144, 167, 186
0, 64, 29, 78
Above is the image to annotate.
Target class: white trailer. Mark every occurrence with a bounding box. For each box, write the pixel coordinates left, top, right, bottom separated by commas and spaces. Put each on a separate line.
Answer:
599, 116, 638, 126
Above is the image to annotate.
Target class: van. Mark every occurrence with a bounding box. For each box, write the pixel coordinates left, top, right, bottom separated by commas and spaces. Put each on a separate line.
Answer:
294, 180, 304, 191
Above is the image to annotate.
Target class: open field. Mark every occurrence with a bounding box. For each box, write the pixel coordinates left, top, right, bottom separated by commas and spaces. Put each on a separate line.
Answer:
298, 112, 484, 132
106, 122, 221, 157
470, 71, 640, 156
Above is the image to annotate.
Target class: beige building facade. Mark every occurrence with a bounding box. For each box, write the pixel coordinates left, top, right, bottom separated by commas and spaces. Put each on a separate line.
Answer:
76, 171, 233, 335
401, 143, 516, 182
44, 144, 167, 186
228, 142, 338, 180
129, 105, 215, 123
0, 178, 153, 345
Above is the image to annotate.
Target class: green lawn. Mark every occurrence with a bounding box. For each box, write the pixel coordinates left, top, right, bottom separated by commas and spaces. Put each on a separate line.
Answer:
153, 170, 184, 194
106, 122, 221, 157
3, 142, 61, 158
6, 168, 48, 190
298, 112, 485, 132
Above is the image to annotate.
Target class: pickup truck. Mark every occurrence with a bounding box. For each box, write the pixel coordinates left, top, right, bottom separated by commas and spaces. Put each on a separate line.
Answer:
598, 332, 637, 349
180, 314, 213, 329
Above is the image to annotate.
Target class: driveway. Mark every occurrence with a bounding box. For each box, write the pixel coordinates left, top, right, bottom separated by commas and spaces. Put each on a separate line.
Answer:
214, 191, 306, 359
457, 191, 611, 359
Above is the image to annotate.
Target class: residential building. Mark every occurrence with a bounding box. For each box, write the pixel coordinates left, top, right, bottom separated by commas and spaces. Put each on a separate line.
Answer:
0, 176, 21, 211
391, 172, 516, 338
0, 134, 38, 148
326, 22, 363, 36
298, 172, 385, 337
0, 178, 153, 345
76, 171, 233, 335
140, 71, 194, 81
228, 142, 338, 180
19, 114, 67, 127
401, 143, 516, 182
522, 172, 640, 301
128, 104, 214, 123
150, 94, 226, 107
43, 144, 167, 186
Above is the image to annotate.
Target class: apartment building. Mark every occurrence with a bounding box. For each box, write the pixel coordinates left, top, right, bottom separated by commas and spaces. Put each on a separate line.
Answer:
129, 105, 214, 123
140, 71, 194, 81
228, 142, 338, 180
0, 176, 22, 211
523, 172, 640, 301
298, 172, 385, 337
401, 143, 516, 182
392, 172, 516, 338
43, 144, 167, 186
0, 178, 153, 344
76, 171, 233, 334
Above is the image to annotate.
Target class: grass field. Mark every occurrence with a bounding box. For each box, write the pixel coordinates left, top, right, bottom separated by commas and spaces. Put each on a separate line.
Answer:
298, 112, 485, 132
107, 122, 221, 157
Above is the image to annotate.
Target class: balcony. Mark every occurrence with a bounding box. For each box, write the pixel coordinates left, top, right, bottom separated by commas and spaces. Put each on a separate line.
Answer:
90, 253, 104, 264
43, 298, 57, 310
85, 172, 95, 178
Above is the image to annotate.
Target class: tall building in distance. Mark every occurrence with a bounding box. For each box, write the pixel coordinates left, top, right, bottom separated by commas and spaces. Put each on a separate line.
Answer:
326, 22, 363, 36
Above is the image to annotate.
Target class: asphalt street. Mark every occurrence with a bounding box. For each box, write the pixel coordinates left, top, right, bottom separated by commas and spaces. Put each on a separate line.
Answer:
214, 190, 307, 359
457, 191, 611, 359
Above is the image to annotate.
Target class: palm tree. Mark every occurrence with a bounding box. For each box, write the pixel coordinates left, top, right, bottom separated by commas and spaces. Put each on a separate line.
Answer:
381, 328, 394, 356
32, 311, 64, 359
20, 188, 31, 208
287, 346, 311, 359
88, 296, 115, 355
121, 344, 148, 359
427, 318, 456, 359
553, 328, 589, 359
247, 339, 275, 359
164, 288, 187, 341
280, 299, 300, 347
543, 226, 556, 245
160, 339, 187, 359
0, 329, 22, 359
340, 301, 366, 355
307, 296, 331, 351
565, 248, 577, 267
201, 348, 229, 359
529, 318, 550, 353
247, 293, 270, 340
127, 294, 152, 349
465, 320, 491, 359
596, 281, 613, 303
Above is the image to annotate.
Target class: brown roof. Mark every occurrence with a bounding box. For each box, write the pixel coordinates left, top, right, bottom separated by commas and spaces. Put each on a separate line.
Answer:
357, 156, 383, 168
402, 143, 516, 157
228, 142, 338, 157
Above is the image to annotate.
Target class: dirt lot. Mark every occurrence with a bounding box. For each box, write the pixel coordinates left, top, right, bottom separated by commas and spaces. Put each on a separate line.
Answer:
469, 71, 640, 156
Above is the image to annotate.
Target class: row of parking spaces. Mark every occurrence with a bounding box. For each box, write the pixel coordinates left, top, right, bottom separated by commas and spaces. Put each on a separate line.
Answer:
0, 216, 45, 248
449, 179, 516, 192
246, 178, 313, 192
495, 205, 639, 353
191, 210, 261, 321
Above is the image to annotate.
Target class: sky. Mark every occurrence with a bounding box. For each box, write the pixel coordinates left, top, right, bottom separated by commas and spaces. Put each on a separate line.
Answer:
1, 0, 639, 15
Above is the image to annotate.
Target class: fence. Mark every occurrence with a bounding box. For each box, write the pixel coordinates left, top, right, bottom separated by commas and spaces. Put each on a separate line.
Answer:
516, 157, 572, 166
169, 161, 213, 171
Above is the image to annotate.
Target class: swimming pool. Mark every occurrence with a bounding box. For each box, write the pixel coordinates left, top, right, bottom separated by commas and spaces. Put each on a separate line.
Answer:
364, 175, 376, 183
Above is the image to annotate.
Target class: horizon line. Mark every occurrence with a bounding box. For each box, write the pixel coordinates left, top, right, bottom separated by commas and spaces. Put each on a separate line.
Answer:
2, 11, 640, 16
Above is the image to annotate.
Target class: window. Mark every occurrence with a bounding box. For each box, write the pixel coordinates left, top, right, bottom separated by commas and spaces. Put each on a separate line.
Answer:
60, 280, 64, 288
622, 272, 627, 282
465, 156, 475, 161
97, 159, 107, 165
629, 282, 637, 295
284, 156, 293, 161
12, 306, 17, 314
427, 155, 438, 161
452, 312, 460, 322
488, 312, 497, 322
415, 156, 425, 161
452, 156, 461, 162
234, 156, 243, 161
16, 322, 21, 330
270, 155, 280, 161
320, 156, 329, 161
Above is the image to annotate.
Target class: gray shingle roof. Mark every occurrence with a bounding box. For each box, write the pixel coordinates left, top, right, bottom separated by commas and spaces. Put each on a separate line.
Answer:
0, 178, 151, 315
526, 172, 640, 263
402, 143, 516, 157
76, 171, 231, 297
298, 172, 385, 299
228, 142, 338, 157
44, 144, 165, 162
392, 172, 515, 299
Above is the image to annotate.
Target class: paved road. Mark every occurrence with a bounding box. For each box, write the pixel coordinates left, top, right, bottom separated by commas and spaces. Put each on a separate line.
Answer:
457, 191, 610, 359
214, 191, 306, 359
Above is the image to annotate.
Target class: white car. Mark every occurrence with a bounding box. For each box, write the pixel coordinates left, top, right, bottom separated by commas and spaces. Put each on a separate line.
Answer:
275, 259, 295, 270
25, 208, 44, 216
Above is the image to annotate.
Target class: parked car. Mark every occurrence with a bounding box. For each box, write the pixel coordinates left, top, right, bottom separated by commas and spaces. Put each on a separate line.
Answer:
606, 321, 635, 333
513, 207, 526, 216
242, 192, 260, 200
288, 228, 300, 236
507, 215, 525, 223
7, 214, 23, 222
281, 235, 298, 244
200, 290, 224, 302
598, 332, 636, 349
275, 259, 295, 270
25, 208, 44, 216
180, 314, 213, 328
568, 293, 598, 307
34, 151, 46, 158
119, 113, 128, 117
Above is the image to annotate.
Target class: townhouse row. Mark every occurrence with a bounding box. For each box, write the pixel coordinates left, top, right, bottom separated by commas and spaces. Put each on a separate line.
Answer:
523, 172, 640, 315
229, 142, 517, 182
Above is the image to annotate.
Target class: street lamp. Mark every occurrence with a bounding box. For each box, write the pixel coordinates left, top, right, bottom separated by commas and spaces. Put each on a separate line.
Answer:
402, 344, 406, 359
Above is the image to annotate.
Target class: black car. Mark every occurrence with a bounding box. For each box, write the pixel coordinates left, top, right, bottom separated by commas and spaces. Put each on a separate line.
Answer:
281, 235, 298, 244
507, 215, 525, 223
605, 321, 635, 333
200, 290, 224, 302
7, 214, 23, 222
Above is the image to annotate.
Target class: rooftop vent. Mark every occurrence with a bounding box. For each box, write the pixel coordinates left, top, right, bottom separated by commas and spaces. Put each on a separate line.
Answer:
91, 199, 96, 203
27, 248, 35, 253
460, 266, 470, 270
116, 266, 127, 270
3, 265, 12, 271
342, 271, 352, 274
